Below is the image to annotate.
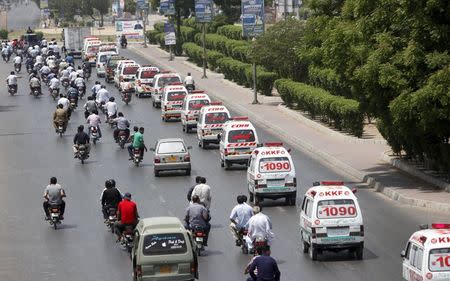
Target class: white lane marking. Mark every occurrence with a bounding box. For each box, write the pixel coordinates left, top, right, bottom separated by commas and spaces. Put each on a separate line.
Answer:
159, 195, 166, 203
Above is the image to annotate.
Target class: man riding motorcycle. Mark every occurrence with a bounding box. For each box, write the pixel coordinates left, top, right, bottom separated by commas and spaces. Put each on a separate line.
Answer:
100, 180, 122, 221
13, 55, 22, 72
67, 85, 79, 107
112, 112, 130, 142
6, 71, 18, 93
83, 96, 97, 119
43, 177, 66, 220
245, 206, 274, 253
49, 76, 60, 96
191, 177, 211, 210
29, 74, 41, 95
86, 109, 102, 138
104, 97, 118, 121
127, 127, 147, 161
73, 125, 90, 157
120, 34, 128, 48
91, 81, 101, 99
96, 85, 110, 105
74, 75, 86, 97
53, 103, 68, 132
184, 72, 195, 91
57, 93, 70, 110
185, 195, 211, 246
114, 192, 139, 241
230, 195, 254, 246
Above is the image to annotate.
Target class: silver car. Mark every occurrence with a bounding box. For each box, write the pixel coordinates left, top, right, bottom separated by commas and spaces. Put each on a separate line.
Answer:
151, 138, 192, 177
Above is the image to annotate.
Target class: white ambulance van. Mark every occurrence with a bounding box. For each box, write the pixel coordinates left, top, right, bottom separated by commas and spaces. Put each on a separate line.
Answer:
247, 143, 297, 206
161, 83, 188, 121
300, 181, 364, 261
180, 91, 211, 133
196, 102, 230, 149
218, 117, 258, 169
135, 66, 160, 98
402, 223, 450, 281
151, 72, 182, 108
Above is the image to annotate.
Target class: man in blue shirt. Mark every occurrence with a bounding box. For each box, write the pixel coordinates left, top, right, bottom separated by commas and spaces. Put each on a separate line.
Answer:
246, 247, 281, 281
230, 195, 253, 246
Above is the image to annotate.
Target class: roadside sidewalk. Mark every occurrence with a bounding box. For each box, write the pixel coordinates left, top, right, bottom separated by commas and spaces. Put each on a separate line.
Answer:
130, 44, 450, 213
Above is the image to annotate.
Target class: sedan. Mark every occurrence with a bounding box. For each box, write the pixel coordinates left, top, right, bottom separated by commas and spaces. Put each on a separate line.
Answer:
151, 138, 192, 177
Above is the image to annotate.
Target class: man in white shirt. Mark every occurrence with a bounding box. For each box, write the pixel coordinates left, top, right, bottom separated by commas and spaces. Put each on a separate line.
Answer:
57, 94, 70, 110
13, 55, 22, 65
49, 77, 60, 95
91, 81, 102, 98
245, 206, 274, 252
104, 97, 118, 119
96, 85, 110, 104
69, 69, 78, 84
229, 195, 254, 246
35, 55, 43, 64
29, 75, 41, 95
74, 75, 85, 88
6, 71, 18, 92
86, 110, 102, 138
184, 72, 195, 90
191, 177, 211, 209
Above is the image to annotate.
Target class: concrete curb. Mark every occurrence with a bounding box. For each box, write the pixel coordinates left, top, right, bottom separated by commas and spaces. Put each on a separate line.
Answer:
130, 45, 450, 213
381, 153, 450, 192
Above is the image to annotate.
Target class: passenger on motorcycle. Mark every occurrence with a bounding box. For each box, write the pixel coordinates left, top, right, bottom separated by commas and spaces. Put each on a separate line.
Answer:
96, 85, 110, 104
127, 126, 139, 159
53, 104, 68, 132
73, 125, 90, 156
83, 96, 97, 118
91, 81, 101, 98
115, 192, 139, 241
57, 93, 70, 110
112, 112, 130, 142
230, 195, 254, 246
245, 206, 274, 252
191, 177, 211, 210
187, 176, 203, 202
43, 177, 66, 220
74, 75, 85, 94
49, 76, 60, 95
127, 127, 147, 160
100, 180, 122, 221
185, 195, 211, 246
13, 55, 22, 70
104, 97, 118, 120
6, 71, 18, 93
86, 109, 102, 138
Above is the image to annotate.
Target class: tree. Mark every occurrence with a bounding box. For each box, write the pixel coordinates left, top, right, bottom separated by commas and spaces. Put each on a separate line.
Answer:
124, 0, 136, 14
83, 0, 111, 27
213, 0, 241, 23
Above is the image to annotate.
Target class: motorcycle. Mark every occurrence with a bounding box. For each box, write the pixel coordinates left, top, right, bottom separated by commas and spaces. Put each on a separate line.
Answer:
14, 63, 21, 73
120, 41, 127, 49
120, 226, 134, 253
90, 126, 99, 145
77, 85, 85, 99
47, 205, 62, 230
105, 207, 117, 232
32, 87, 41, 97
251, 236, 269, 256
118, 130, 127, 149
132, 148, 142, 166
122, 91, 132, 105
56, 120, 65, 137
238, 229, 249, 254
50, 87, 59, 100
7, 85, 17, 96
76, 144, 89, 164
185, 84, 194, 93
192, 226, 206, 256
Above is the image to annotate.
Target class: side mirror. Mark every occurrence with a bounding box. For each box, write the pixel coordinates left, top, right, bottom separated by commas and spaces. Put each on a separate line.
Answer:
400, 250, 406, 258
187, 146, 192, 150
149, 147, 155, 151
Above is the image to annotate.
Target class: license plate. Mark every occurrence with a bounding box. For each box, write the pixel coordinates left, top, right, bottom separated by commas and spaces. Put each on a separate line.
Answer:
196, 237, 204, 242
166, 156, 177, 162
51, 213, 59, 217
327, 227, 349, 237
267, 180, 285, 187
158, 265, 172, 274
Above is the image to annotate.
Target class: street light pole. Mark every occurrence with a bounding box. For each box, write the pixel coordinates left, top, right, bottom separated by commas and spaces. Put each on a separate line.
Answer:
284, 0, 287, 20
202, 23, 207, 78
251, 37, 258, 104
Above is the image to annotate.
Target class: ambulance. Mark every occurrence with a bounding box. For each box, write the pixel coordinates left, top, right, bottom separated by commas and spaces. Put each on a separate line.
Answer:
247, 143, 296, 206
135, 66, 160, 98
151, 72, 182, 108
401, 223, 450, 281
117, 63, 140, 94
180, 91, 211, 133
218, 117, 258, 169
196, 102, 230, 148
161, 83, 188, 121
299, 181, 364, 261
113, 60, 136, 88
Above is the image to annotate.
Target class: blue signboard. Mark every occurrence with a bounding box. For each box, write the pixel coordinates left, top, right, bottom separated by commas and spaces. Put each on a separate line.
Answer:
160, 0, 175, 15
242, 0, 265, 38
195, 0, 213, 23
164, 22, 176, 45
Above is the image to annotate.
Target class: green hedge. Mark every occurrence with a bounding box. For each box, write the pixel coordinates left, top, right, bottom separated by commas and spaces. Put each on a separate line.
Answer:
183, 15, 228, 33
180, 26, 196, 45
274, 79, 364, 136
217, 25, 243, 40
154, 22, 165, 33
182, 42, 225, 71
146, 30, 160, 44
0, 29, 7, 39
194, 33, 250, 62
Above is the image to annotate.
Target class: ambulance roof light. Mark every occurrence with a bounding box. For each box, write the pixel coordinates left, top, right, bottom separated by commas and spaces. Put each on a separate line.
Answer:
232, 116, 248, 121
320, 181, 344, 186
210, 102, 222, 105
191, 90, 205, 93
432, 223, 450, 229
265, 142, 283, 147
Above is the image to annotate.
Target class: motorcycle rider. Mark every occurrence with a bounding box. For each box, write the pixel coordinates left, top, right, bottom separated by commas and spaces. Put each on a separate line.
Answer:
13, 54, 22, 72
191, 177, 211, 210
91, 81, 101, 98
128, 127, 147, 161
74, 74, 86, 96
67, 85, 79, 108
25, 56, 34, 71
115, 192, 139, 241
6, 71, 18, 93
245, 246, 281, 281
83, 96, 97, 119
112, 112, 130, 142
120, 34, 128, 47
49, 75, 60, 96
65, 54, 74, 65
43, 177, 66, 220
96, 85, 110, 105
57, 93, 70, 110
245, 206, 274, 253
73, 125, 90, 157
104, 97, 118, 121
86, 109, 102, 138
100, 180, 122, 221
40, 64, 51, 81
29, 74, 41, 95
127, 126, 139, 158
53, 103, 69, 132
1, 45, 10, 62
76, 65, 84, 78
187, 176, 203, 202
184, 72, 195, 91
69, 68, 78, 86
185, 195, 211, 246
230, 195, 254, 246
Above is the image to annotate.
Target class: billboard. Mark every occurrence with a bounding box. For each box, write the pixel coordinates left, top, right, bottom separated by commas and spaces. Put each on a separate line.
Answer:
242, 0, 265, 38
164, 23, 176, 46
195, 0, 214, 23
115, 20, 145, 43
40, 0, 48, 9
160, 0, 175, 15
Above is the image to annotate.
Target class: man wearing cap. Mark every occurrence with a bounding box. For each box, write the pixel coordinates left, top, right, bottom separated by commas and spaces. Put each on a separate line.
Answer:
115, 192, 139, 241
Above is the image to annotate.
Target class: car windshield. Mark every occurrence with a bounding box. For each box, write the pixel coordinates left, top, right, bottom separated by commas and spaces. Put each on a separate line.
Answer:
429, 248, 450, 272
167, 91, 186, 101
228, 129, 256, 143
317, 199, 357, 219
140, 70, 158, 78
157, 141, 186, 154
123, 66, 139, 75
157, 76, 181, 87
205, 112, 228, 124
142, 233, 187, 256
188, 99, 209, 110
259, 157, 291, 173
99, 55, 108, 63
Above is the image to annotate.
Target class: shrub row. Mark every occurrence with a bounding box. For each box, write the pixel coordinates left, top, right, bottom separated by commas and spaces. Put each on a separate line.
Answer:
154, 22, 165, 33
217, 25, 243, 40
274, 79, 364, 136
194, 33, 251, 63
182, 42, 225, 71
147, 26, 196, 47
146, 30, 160, 44
182, 15, 229, 33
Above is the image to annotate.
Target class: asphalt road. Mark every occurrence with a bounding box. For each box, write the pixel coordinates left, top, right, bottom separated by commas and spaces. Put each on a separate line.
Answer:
0, 54, 448, 281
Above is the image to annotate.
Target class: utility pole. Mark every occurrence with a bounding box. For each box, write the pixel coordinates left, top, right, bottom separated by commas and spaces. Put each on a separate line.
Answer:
251, 37, 258, 104
284, 0, 287, 20
202, 23, 207, 78
141, 9, 148, 48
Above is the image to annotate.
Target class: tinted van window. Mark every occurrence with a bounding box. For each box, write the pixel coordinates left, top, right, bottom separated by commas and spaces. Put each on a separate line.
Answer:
143, 233, 187, 256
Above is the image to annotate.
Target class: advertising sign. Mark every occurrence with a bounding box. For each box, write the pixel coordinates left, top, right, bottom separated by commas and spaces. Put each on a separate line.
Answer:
164, 23, 176, 46
115, 20, 145, 43
40, 0, 48, 9
195, 0, 214, 23
112, 1, 119, 16
160, 0, 175, 15
242, 0, 265, 38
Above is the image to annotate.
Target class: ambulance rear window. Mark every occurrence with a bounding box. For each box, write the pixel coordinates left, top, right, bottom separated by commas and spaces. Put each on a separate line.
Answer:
228, 129, 256, 143
168, 91, 186, 101
429, 248, 450, 272
158, 76, 180, 87
188, 99, 209, 110
259, 157, 291, 173
123, 66, 139, 75
205, 112, 228, 124
317, 199, 357, 219
140, 70, 158, 78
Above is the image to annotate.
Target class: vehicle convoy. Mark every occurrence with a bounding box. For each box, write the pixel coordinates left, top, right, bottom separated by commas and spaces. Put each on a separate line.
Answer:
135, 66, 160, 98
218, 117, 259, 169
161, 83, 188, 121
151, 138, 192, 177
131, 217, 198, 281
247, 142, 297, 205
402, 223, 450, 281
62, 27, 91, 58
180, 91, 211, 133
151, 73, 182, 108
300, 181, 364, 261
196, 102, 230, 148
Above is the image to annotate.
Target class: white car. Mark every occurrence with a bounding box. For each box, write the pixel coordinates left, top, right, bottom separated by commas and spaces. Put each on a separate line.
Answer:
95, 51, 116, 77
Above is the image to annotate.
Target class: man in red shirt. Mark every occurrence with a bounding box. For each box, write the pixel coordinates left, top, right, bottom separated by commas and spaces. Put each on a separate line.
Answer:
114, 192, 139, 241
